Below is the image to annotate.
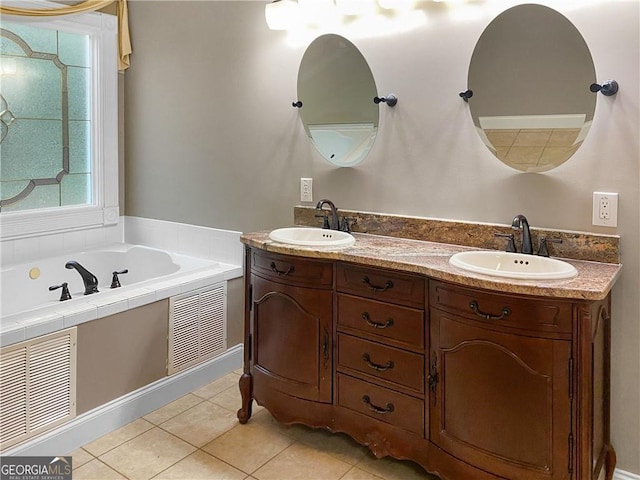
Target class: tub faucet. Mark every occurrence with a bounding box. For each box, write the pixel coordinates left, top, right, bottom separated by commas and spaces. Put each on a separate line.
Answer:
316, 199, 340, 230
511, 214, 533, 254
65, 261, 99, 295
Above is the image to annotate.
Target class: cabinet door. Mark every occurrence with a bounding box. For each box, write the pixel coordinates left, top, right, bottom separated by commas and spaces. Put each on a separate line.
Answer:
430, 310, 572, 480
251, 274, 333, 403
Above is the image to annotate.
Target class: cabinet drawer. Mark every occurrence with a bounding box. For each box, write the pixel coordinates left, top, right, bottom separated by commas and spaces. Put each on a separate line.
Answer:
337, 264, 425, 307
251, 250, 333, 288
338, 334, 424, 392
337, 373, 424, 435
337, 294, 424, 349
430, 281, 572, 334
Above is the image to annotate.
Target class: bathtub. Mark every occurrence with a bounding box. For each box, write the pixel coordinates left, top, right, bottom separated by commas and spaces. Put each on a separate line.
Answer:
0, 243, 243, 347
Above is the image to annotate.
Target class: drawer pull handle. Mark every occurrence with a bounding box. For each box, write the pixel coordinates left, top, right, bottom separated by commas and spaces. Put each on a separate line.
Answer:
362, 312, 394, 329
270, 261, 295, 277
362, 353, 394, 372
362, 395, 394, 414
469, 300, 512, 320
362, 276, 394, 292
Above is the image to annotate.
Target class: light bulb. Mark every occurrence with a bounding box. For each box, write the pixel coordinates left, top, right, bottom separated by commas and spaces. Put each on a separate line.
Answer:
265, 0, 299, 30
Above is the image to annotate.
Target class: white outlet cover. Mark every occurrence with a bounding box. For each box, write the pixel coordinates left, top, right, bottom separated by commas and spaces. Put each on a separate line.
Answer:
592, 192, 618, 227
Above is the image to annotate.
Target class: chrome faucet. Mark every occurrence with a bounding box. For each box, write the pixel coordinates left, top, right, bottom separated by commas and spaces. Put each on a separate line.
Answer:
65, 261, 99, 295
511, 214, 533, 254
316, 199, 340, 230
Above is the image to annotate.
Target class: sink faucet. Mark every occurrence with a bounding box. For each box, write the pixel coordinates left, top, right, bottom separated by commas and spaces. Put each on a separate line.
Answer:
316, 199, 340, 230
511, 214, 533, 254
65, 261, 99, 295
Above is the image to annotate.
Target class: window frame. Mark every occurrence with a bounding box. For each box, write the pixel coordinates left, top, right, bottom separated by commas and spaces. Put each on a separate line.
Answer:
0, 1, 119, 240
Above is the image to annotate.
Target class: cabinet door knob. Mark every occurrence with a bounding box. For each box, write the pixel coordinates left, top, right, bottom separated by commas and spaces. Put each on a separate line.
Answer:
362, 395, 395, 414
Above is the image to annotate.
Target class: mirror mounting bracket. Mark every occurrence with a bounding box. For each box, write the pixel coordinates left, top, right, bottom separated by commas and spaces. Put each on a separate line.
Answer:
459, 90, 473, 102
374, 94, 398, 107
590, 80, 619, 96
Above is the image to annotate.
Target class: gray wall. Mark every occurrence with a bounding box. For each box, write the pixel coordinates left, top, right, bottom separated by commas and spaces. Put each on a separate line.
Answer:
124, 1, 640, 473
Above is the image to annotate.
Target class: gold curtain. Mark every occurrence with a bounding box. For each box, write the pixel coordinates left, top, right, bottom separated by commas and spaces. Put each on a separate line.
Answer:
0, 0, 132, 71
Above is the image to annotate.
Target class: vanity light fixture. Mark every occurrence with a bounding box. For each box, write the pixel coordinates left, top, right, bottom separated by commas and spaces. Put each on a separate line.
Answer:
265, 0, 299, 30
590, 80, 619, 96
336, 0, 376, 15
374, 94, 398, 107
377, 0, 417, 10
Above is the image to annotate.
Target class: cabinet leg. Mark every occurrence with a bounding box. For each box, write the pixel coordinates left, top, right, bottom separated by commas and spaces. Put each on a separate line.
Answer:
604, 445, 617, 480
237, 372, 253, 424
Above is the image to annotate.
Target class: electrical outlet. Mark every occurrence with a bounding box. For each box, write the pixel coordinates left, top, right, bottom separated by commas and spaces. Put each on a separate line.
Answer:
592, 192, 618, 227
300, 178, 313, 202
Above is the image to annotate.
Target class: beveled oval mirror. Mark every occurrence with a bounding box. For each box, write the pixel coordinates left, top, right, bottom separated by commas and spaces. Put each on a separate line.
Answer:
468, 4, 596, 172
297, 34, 378, 167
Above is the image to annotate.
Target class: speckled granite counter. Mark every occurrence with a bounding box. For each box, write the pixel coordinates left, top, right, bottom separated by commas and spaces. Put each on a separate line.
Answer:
241, 231, 621, 301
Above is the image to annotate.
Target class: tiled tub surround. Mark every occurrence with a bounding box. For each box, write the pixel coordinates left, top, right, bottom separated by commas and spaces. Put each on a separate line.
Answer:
1, 244, 241, 347
0, 217, 244, 456
0, 217, 244, 347
294, 206, 620, 264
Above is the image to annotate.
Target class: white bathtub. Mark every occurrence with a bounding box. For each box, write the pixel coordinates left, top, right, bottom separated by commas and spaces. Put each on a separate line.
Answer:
1, 243, 243, 347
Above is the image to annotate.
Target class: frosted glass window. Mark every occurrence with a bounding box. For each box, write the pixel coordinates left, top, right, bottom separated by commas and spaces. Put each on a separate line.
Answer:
0, 22, 92, 212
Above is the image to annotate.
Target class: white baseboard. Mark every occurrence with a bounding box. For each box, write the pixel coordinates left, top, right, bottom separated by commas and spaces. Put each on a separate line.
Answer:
3, 344, 243, 457
616, 469, 640, 480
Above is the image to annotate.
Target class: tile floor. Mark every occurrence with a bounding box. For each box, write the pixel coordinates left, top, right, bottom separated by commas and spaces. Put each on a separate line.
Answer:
71, 370, 439, 480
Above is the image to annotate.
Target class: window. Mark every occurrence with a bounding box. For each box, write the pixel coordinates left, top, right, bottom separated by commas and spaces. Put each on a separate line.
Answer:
0, 2, 118, 239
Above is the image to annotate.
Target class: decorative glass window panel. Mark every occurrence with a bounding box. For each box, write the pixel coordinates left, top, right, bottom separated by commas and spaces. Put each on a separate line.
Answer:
0, 4, 118, 240
0, 22, 92, 211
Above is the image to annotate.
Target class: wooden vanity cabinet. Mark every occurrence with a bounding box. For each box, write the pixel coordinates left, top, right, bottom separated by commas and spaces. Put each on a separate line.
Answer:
238, 247, 615, 480
335, 263, 427, 436
244, 249, 333, 406
429, 281, 573, 480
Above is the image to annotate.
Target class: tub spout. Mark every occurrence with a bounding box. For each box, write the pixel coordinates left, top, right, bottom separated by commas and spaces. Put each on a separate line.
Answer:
65, 261, 99, 295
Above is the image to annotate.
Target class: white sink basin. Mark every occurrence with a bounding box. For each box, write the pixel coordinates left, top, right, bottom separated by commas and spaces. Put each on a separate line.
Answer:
269, 227, 355, 248
449, 251, 577, 280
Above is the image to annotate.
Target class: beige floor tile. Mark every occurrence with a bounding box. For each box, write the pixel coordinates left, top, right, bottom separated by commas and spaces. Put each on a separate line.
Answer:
356, 453, 438, 480
152, 450, 246, 480
83, 418, 154, 456
144, 393, 204, 425
286, 424, 369, 465
72, 459, 126, 479
160, 400, 239, 447
210, 382, 243, 412
70, 448, 94, 470
248, 409, 295, 437
193, 373, 241, 400
99, 427, 196, 479
202, 420, 294, 474
341, 466, 385, 480
253, 442, 352, 480
209, 382, 264, 416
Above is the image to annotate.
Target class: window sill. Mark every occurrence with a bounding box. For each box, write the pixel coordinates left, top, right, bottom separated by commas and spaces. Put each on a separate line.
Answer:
1, 205, 119, 240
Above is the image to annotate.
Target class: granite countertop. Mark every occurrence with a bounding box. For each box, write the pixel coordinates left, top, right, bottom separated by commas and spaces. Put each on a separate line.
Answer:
241, 231, 622, 301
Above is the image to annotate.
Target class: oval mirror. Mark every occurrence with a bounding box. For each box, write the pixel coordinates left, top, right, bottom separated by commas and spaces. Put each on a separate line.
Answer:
297, 34, 378, 167
468, 4, 596, 172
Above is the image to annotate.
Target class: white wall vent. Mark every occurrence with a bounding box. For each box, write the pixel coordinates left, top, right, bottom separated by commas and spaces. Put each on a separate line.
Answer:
0, 328, 77, 451
168, 283, 227, 375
